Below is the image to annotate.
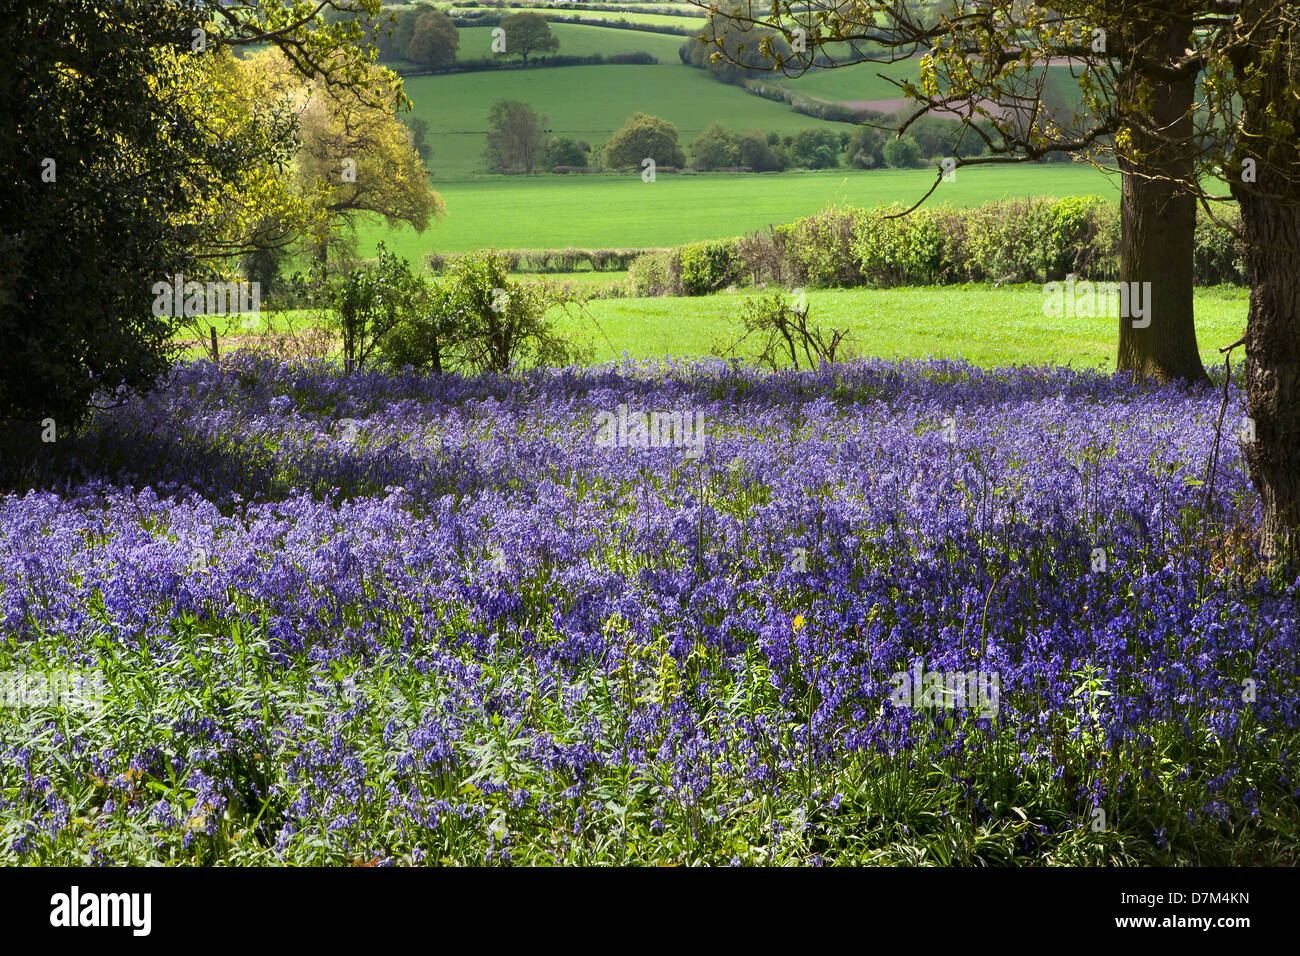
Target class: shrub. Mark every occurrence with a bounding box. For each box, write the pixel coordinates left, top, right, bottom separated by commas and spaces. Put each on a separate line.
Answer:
1194, 211, 1249, 285
548, 136, 588, 167
442, 249, 586, 373
883, 135, 923, 168
848, 126, 887, 169
603, 113, 686, 170
1048, 195, 1119, 281
332, 243, 423, 374
851, 206, 948, 285
725, 290, 852, 370
735, 131, 788, 171
736, 228, 786, 285
380, 275, 463, 374
689, 123, 740, 170
677, 239, 743, 295
961, 198, 1057, 283
790, 128, 841, 169
626, 249, 680, 297
777, 207, 863, 287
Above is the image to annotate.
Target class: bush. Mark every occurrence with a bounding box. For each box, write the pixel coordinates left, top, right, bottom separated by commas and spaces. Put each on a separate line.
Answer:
603, 113, 686, 170
1049, 195, 1119, 281
883, 135, 923, 168
848, 126, 887, 169
735, 131, 788, 171
677, 239, 743, 295
1194, 211, 1249, 285
626, 249, 679, 297
548, 136, 588, 167
851, 206, 948, 285
441, 249, 586, 373
689, 123, 740, 171
776, 207, 863, 288
790, 128, 841, 169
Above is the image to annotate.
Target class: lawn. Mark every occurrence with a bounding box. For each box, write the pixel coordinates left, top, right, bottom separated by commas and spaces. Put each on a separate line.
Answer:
355, 164, 1118, 255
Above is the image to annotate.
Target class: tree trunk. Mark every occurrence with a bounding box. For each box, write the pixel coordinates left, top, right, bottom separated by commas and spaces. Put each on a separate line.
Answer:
1115, 16, 1208, 384
1230, 1, 1300, 553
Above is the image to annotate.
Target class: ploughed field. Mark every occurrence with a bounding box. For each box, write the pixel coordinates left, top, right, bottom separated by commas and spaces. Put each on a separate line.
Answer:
0, 356, 1296, 864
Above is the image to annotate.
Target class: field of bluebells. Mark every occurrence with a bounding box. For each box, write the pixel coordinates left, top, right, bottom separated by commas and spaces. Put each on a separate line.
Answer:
1, 354, 1298, 865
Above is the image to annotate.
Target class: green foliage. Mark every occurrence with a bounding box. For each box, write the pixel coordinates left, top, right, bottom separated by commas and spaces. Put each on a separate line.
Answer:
852, 206, 949, 285
548, 136, 590, 168
626, 249, 681, 296
603, 112, 687, 169
380, 276, 462, 374
883, 135, 923, 169
408, 9, 460, 69
677, 240, 744, 295
848, 126, 888, 169
483, 100, 549, 174
443, 250, 588, 373
333, 244, 423, 374
735, 130, 789, 171
775, 207, 863, 288
0, 0, 383, 431
500, 11, 560, 63
790, 128, 841, 169
1194, 211, 1249, 286
689, 123, 740, 170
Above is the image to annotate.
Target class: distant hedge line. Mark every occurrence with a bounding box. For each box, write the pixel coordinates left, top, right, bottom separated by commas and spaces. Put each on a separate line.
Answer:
626, 197, 1250, 296
399, 51, 656, 75
426, 247, 653, 273
451, 11, 697, 36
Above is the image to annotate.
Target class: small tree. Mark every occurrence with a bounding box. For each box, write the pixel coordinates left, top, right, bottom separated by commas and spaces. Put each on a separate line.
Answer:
690, 123, 740, 170
723, 290, 851, 371
604, 113, 686, 170
499, 11, 559, 63
380, 275, 463, 374
483, 100, 548, 174
791, 128, 841, 169
450, 250, 587, 374
333, 243, 422, 375
736, 131, 788, 171
548, 136, 589, 167
408, 9, 459, 70
848, 126, 887, 169
883, 135, 922, 169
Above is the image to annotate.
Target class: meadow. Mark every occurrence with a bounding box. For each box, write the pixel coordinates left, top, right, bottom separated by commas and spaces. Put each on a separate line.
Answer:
403, 64, 847, 178
455, 22, 692, 61
3, 354, 1294, 865
361, 165, 1118, 255
566, 285, 1249, 370
203, 285, 1249, 373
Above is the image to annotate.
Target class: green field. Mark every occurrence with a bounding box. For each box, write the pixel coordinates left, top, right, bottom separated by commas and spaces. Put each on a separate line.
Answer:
564, 285, 1249, 370
356, 164, 1118, 256
767, 60, 922, 104
406, 64, 849, 177
203, 285, 1248, 374
455, 23, 690, 61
